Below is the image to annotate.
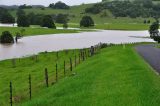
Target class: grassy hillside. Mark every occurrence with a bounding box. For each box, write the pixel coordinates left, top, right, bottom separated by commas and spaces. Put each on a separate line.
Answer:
9, 3, 154, 25
0, 44, 159, 106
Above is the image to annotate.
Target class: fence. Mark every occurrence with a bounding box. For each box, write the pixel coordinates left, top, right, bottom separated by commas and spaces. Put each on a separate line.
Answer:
8, 42, 137, 105
8, 43, 103, 106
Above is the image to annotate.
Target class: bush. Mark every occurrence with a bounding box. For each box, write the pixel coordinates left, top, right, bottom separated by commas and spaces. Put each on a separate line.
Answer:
80, 16, 94, 27
63, 22, 68, 29
41, 15, 56, 28
149, 21, 159, 34
152, 36, 160, 43
17, 14, 30, 27
55, 14, 69, 24
0, 31, 14, 44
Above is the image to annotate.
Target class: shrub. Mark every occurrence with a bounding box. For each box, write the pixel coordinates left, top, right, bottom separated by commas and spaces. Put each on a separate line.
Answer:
63, 23, 68, 29
0, 31, 14, 44
41, 15, 56, 28
80, 16, 94, 27
152, 36, 160, 43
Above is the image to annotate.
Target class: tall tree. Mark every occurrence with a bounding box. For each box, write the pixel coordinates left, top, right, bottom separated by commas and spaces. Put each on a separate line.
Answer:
17, 9, 30, 27
41, 15, 56, 28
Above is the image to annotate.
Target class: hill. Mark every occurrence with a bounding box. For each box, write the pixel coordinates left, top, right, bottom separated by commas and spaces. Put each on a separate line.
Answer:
9, 3, 154, 25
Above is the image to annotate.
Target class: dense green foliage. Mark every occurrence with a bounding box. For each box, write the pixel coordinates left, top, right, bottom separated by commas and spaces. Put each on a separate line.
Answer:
19, 4, 32, 9
0, 31, 14, 43
55, 14, 69, 24
0, 7, 15, 23
86, 0, 160, 18
80, 16, 94, 27
149, 21, 160, 43
27, 12, 44, 25
49, 1, 70, 9
17, 9, 30, 27
41, 15, 56, 28
149, 21, 159, 34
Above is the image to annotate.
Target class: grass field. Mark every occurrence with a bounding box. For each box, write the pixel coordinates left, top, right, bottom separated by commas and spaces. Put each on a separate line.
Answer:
9, 3, 155, 25
0, 27, 81, 36
8, 2, 154, 31
0, 44, 159, 106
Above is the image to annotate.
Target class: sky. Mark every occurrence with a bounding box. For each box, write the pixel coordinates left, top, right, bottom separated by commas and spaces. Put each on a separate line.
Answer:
0, 0, 102, 6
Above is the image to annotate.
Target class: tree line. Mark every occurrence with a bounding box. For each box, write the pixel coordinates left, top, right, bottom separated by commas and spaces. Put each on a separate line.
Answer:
0, 7, 15, 23
86, 0, 160, 18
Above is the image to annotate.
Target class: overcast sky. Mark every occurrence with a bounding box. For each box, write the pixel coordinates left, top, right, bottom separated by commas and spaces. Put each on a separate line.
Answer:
0, 0, 102, 6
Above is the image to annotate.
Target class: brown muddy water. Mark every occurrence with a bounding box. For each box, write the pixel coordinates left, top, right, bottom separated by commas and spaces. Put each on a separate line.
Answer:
0, 30, 154, 60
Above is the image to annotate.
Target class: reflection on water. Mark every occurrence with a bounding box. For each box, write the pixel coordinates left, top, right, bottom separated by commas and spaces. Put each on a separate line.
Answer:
0, 30, 154, 60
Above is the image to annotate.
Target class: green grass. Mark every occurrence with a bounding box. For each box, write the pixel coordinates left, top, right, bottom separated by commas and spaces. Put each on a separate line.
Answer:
8, 3, 154, 30
9, 3, 155, 29
0, 27, 81, 36
57, 23, 150, 30
95, 23, 150, 30
0, 44, 159, 106
0, 49, 82, 106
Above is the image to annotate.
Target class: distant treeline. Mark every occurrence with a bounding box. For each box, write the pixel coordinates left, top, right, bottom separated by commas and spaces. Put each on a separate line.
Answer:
86, 0, 160, 18
0, 1, 69, 10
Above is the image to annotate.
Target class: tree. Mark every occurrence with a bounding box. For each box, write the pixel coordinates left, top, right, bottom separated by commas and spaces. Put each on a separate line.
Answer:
0, 31, 14, 44
49, 1, 70, 9
19, 4, 32, 9
49, 3, 55, 8
16, 9, 30, 27
0, 7, 15, 23
41, 15, 56, 28
80, 16, 94, 27
63, 22, 68, 29
1, 12, 15, 23
149, 21, 159, 34
17, 14, 30, 27
55, 14, 69, 24
16, 9, 25, 17
149, 21, 160, 42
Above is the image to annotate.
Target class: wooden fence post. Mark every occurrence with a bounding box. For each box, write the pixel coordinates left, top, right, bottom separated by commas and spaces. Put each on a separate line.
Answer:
29, 74, 32, 100
64, 61, 66, 76
75, 55, 77, 67
82, 51, 85, 61
10, 81, 12, 106
70, 58, 72, 71
85, 49, 87, 59
79, 53, 81, 64
56, 63, 58, 82
45, 68, 49, 87
88, 49, 90, 57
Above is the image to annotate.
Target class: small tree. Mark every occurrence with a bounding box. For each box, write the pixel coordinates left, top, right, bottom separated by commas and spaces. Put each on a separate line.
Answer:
149, 20, 160, 43
41, 15, 56, 28
149, 21, 159, 35
17, 14, 30, 27
147, 20, 151, 24
80, 16, 94, 27
63, 22, 68, 29
0, 31, 14, 44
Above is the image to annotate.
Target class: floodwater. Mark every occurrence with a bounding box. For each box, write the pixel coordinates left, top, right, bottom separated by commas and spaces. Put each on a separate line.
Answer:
0, 30, 154, 60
